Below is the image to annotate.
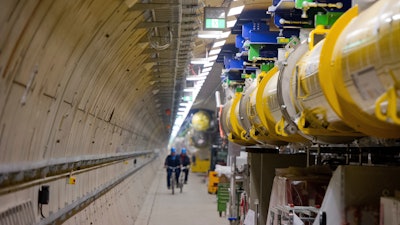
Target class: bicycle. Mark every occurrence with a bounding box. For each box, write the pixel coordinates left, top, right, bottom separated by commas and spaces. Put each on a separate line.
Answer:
168, 166, 181, 194
178, 165, 189, 193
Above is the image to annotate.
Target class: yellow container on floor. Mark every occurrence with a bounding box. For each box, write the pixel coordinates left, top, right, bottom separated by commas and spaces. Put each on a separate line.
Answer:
191, 159, 210, 173
207, 171, 219, 194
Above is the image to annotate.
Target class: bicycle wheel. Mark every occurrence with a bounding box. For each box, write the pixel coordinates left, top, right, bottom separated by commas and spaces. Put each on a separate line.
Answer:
179, 173, 184, 193
171, 173, 175, 195
179, 178, 183, 193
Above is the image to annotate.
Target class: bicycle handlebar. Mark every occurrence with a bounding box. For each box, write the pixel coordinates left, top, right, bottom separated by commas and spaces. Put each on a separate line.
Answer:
167, 165, 189, 170
167, 166, 180, 170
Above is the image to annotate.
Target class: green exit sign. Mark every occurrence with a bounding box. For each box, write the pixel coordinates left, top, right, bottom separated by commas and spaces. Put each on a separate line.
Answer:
204, 7, 227, 30
205, 18, 226, 29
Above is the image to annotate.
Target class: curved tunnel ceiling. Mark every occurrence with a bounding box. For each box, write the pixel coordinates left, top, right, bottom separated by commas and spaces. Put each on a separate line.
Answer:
0, 0, 269, 156
0, 0, 204, 152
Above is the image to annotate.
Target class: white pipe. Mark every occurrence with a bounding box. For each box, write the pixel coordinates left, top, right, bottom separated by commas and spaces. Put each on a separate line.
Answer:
215, 91, 221, 107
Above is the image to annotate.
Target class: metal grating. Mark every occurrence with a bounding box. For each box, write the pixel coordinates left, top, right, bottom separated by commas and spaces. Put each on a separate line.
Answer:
0, 201, 35, 225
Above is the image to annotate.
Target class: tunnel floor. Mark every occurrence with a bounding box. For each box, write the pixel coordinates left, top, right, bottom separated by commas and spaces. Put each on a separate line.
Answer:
135, 168, 229, 225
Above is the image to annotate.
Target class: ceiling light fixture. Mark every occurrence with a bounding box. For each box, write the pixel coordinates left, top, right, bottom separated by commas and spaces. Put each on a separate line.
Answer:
228, 5, 244, 16
190, 58, 209, 64
217, 31, 231, 39
202, 67, 212, 73
209, 48, 221, 55
195, 80, 205, 86
206, 55, 219, 61
227, 20, 237, 28
183, 88, 196, 92
203, 62, 215, 68
197, 30, 223, 39
212, 40, 226, 48
186, 75, 207, 81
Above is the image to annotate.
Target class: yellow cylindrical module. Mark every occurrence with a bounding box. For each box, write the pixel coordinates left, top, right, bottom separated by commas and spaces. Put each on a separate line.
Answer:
320, 0, 400, 138
257, 67, 309, 144
247, 74, 288, 146
221, 0, 400, 146
231, 92, 258, 145
238, 80, 267, 144
220, 93, 257, 145
233, 75, 289, 146
220, 99, 232, 139
276, 1, 400, 142
286, 40, 364, 143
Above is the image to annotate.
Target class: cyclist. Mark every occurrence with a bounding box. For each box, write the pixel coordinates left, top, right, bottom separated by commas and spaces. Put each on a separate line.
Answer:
164, 147, 181, 189
179, 148, 191, 184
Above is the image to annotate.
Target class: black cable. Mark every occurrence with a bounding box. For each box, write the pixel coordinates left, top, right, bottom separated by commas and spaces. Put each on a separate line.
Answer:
39, 203, 46, 218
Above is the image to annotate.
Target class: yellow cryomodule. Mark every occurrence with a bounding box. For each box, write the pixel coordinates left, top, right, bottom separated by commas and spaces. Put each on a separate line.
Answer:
257, 67, 309, 144
221, 0, 400, 146
282, 0, 400, 141
220, 93, 257, 146
238, 80, 270, 145
238, 72, 301, 146
319, 0, 400, 138
248, 72, 292, 146
220, 67, 309, 146
287, 40, 364, 144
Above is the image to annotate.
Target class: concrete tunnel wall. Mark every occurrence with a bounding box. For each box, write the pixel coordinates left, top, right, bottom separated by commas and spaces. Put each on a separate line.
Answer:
0, 1, 168, 224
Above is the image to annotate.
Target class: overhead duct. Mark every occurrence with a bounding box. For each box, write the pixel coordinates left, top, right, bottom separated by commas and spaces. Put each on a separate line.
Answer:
138, 0, 201, 129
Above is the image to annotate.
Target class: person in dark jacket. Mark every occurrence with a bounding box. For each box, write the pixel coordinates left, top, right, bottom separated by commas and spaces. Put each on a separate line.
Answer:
164, 147, 181, 189
179, 148, 191, 184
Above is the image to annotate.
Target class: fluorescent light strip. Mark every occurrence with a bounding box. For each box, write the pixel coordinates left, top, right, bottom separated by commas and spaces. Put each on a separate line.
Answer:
195, 80, 205, 86
228, 5, 244, 16
197, 30, 223, 39
212, 40, 226, 48
209, 48, 221, 55
186, 75, 207, 81
227, 20, 237, 28
217, 31, 231, 39
184, 88, 197, 92
207, 55, 218, 61
190, 58, 209, 64
202, 67, 212, 73
203, 62, 214, 68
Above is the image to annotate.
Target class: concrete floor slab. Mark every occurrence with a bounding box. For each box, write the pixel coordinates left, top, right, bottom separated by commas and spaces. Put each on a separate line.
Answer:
135, 168, 229, 225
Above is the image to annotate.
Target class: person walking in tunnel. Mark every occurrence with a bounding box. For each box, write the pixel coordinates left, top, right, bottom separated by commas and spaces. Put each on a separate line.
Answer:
164, 147, 181, 189
179, 148, 191, 184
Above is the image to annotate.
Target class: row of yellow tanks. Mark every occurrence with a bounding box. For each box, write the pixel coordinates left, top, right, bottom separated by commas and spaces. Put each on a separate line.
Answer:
220, 0, 400, 148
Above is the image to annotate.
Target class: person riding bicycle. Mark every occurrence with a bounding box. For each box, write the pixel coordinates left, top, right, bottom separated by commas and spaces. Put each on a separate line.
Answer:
164, 147, 181, 189
179, 148, 191, 184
